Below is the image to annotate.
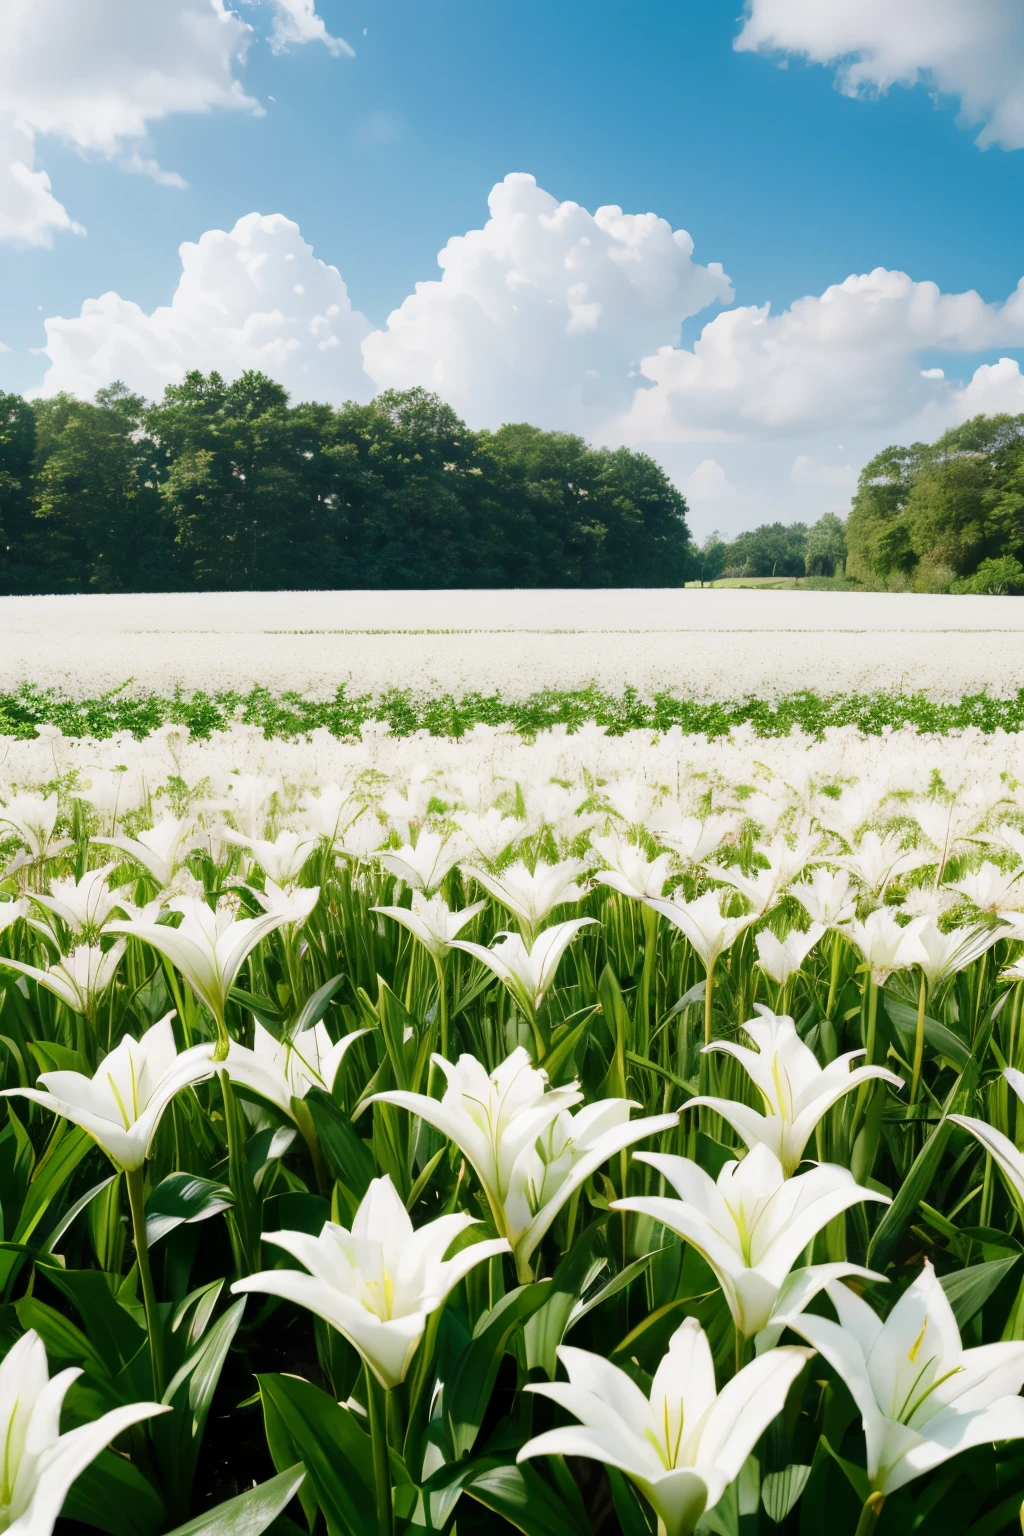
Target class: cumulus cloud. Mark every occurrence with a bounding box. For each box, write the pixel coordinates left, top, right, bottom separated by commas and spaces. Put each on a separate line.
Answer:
39, 213, 373, 404
361, 173, 733, 432
736, 0, 1024, 150
0, 0, 345, 246
621, 267, 1024, 441
684, 459, 735, 503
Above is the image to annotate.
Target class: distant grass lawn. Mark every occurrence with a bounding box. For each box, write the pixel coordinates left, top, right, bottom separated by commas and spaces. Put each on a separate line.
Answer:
684, 575, 801, 589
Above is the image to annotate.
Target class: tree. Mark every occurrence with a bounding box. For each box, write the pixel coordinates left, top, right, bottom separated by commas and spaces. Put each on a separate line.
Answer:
804, 513, 847, 577
845, 443, 923, 587
0, 392, 37, 593
723, 522, 807, 579
695, 531, 727, 587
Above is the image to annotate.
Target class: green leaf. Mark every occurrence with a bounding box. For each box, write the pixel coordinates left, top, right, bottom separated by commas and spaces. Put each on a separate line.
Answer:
524, 1224, 602, 1377
257, 1374, 376, 1536
445, 1282, 552, 1459
883, 992, 970, 1070
161, 1466, 306, 1536
818, 1435, 870, 1504
303, 1088, 376, 1203
42, 1174, 116, 1256
939, 1256, 1019, 1329
62, 1444, 167, 1536
14, 1124, 93, 1245
867, 1115, 951, 1271
146, 1173, 233, 1245
463, 1459, 591, 1536
292, 973, 345, 1038
607, 1468, 655, 1535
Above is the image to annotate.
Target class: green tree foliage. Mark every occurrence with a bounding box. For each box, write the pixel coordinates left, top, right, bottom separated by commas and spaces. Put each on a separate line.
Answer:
0, 376, 695, 592
847, 414, 1024, 590
804, 512, 847, 577
722, 520, 808, 578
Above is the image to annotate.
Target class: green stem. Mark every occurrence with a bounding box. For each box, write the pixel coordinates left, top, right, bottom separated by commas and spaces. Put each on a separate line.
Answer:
126, 1165, 164, 1399
433, 955, 449, 1061
910, 969, 927, 1107
704, 962, 714, 1048
864, 978, 879, 1065
853, 1493, 885, 1536
365, 1364, 394, 1536
825, 929, 841, 1020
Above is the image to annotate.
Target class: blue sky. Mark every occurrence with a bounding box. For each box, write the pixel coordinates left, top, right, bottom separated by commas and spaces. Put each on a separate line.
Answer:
3, 0, 1024, 534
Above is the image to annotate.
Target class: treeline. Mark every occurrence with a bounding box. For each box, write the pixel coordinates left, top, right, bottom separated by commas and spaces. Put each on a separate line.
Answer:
846, 414, 1024, 593
697, 513, 847, 584
0, 373, 694, 592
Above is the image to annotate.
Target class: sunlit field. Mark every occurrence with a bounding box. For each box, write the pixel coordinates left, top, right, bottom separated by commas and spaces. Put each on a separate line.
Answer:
2, 591, 1024, 1536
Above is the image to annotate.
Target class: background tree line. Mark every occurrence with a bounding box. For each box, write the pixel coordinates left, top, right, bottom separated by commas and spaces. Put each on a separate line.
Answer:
0, 373, 695, 592
696, 512, 848, 585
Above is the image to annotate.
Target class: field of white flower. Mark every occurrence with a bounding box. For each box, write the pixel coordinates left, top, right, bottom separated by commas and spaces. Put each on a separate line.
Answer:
4, 588, 1024, 699
1, 706, 1024, 1536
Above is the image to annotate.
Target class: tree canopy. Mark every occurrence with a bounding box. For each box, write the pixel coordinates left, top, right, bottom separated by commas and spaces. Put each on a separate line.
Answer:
0, 374, 696, 593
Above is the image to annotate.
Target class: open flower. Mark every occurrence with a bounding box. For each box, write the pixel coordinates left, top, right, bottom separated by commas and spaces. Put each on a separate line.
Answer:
222, 1020, 368, 1120
0, 1330, 166, 1536
373, 1048, 676, 1279
642, 889, 746, 971
94, 814, 199, 887
108, 895, 313, 1055
28, 865, 130, 938
222, 829, 320, 888
371, 892, 486, 960
755, 923, 825, 986
378, 831, 468, 894
790, 867, 858, 927
613, 1144, 888, 1340
462, 858, 587, 935
650, 813, 735, 866
786, 1261, 1024, 1495
1, 1014, 215, 1170
0, 941, 126, 1018
590, 833, 673, 901
233, 1175, 508, 1388
449, 918, 597, 1021
912, 917, 1002, 988
0, 794, 70, 865
832, 832, 933, 904
841, 908, 927, 985
688, 1006, 903, 1175
518, 1318, 812, 1536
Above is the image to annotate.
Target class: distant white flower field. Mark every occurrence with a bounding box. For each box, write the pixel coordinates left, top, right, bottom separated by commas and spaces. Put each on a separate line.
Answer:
2, 588, 1024, 700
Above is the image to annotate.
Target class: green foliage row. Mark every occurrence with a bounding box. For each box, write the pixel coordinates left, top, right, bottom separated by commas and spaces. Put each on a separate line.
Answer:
0, 376, 693, 592
5, 681, 1024, 742
846, 413, 1024, 591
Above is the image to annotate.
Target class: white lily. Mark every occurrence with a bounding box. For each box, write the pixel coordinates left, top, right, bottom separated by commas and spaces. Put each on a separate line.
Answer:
755, 923, 825, 986
462, 858, 587, 935
373, 1047, 676, 1280
518, 1318, 812, 1536
786, 1261, 1024, 1496
0, 1330, 166, 1536
451, 809, 527, 865
687, 1006, 903, 1175
832, 831, 933, 903
591, 833, 673, 901
841, 907, 927, 985
222, 1020, 368, 1120
643, 889, 747, 971
108, 894, 312, 1055
94, 814, 199, 887
232, 1174, 509, 1388
248, 879, 320, 932
449, 918, 597, 1021
1, 1014, 215, 1170
613, 1144, 889, 1339
28, 865, 129, 938
0, 942, 125, 1018
715, 833, 819, 916
299, 783, 364, 848
371, 892, 486, 960
947, 859, 1024, 914
790, 866, 858, 927
378, 830, 468, 893
222, 829, 320, 888
912, 917, 1002, 988
650, 813, 735, 865
0, 794, 70, 864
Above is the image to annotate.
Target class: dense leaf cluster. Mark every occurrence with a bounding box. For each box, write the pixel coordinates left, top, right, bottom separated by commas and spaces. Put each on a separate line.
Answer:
2, 681, 1024, 741
0, 375, 694, 592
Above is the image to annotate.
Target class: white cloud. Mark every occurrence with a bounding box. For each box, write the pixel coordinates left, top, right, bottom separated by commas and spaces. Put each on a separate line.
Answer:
684, 459, 735, 502
269, 0, 353, 56
621, 267, 1024, 441
0, 118, 84, 249
39, 213, 373, 404
0, 0, 345, 246
361, 173, 733, 432
949, 357, 1024, 418
736, 0, 1024, 150
790, 455, 858, 490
